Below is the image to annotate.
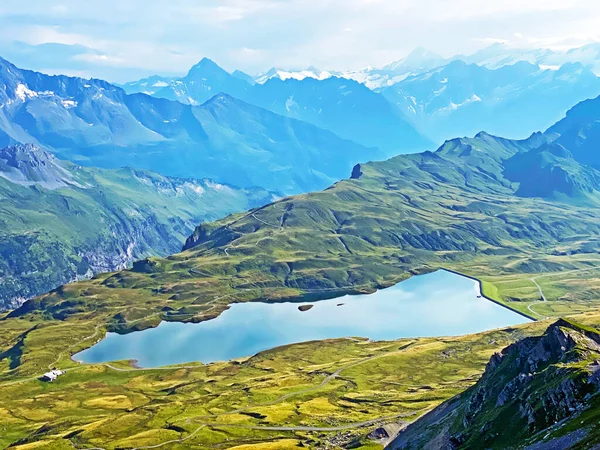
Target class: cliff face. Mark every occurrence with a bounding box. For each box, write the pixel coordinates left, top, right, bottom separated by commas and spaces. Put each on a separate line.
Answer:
388, 320, 600, 450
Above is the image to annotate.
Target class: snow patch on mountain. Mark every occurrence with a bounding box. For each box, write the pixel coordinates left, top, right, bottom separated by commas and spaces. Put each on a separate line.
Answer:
438, 94, 482, 113
15, 84, 38, 101
61, 99, 78, 109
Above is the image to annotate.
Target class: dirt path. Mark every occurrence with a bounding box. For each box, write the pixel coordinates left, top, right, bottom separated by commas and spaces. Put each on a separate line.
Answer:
526, 301, 547, 319
530, 277, 546, 302
251, 213, 280, 228
526, 267, 600, 319
48, 322, 106, 370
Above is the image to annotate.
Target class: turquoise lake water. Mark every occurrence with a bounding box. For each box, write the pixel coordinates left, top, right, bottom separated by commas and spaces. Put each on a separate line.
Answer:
73, 270, 530, 368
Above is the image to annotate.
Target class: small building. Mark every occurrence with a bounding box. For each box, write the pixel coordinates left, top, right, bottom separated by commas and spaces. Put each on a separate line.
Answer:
41, 368, 65, 382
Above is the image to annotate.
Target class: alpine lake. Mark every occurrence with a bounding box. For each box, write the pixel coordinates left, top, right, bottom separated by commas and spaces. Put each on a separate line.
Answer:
74, 270, 531, 368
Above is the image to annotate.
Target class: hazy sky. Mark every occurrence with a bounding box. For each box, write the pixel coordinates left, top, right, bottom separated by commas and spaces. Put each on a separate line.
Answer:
1, 0, 600, 82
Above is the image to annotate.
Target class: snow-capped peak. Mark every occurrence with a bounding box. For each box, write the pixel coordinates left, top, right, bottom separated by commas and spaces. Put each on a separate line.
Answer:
255, 68, 333, 84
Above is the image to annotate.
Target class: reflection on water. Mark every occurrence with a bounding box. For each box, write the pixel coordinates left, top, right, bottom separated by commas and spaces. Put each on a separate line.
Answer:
74, 270, 530, 368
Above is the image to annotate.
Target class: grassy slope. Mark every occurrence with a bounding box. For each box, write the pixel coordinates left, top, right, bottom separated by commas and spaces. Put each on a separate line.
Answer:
4, 133, 600, 370
3, 133, 600, 447
0, 161, 272, 309
0, 319, 551, 450
387, 319, 600, 450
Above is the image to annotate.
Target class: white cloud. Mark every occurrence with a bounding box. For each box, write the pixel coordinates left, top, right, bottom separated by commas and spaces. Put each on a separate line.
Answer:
0, 0, 599, 81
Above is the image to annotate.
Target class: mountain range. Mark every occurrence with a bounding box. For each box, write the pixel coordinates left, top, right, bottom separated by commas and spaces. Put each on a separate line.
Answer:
148, 58, 252, 106
245, 43, 600, 90
252, 48, 447, 89
0, 143, 274, 310
122, 54, 600, 146
382, 60, 600, 140
3, 77, 600, 449
457, 42, 600, 73
0, 57, 379, 194
122, 58, 431, 154
15, 94, 600, 325
546, 95, 600, 170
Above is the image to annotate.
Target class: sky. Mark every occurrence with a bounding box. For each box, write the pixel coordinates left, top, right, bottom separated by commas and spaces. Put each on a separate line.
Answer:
1, 0, 600, 83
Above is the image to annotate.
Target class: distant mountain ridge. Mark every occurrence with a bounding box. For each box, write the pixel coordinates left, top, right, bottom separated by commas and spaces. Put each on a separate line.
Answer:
247, 76, 431, 154
505, 142, 600, 201
120, 75, 177, 96
0, 143, 81, 189
120, 58, 432, 154
153, 58, 251, 105
546, 94, 600, 169
121, 53, 600, 148
252, 48, 448, 89
0, 143, 274, 310
382, 60, 600, 141
0, 57, 378, 194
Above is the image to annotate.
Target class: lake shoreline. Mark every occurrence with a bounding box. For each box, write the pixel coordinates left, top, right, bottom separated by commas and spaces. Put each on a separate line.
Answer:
441, 268, 537, 322
74, 270, 532, 368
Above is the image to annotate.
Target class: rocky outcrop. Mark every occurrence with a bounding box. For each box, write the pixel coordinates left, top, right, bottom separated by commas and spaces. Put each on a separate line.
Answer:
388, 320, 600, 450
0, 143, 81, 189
351, 164, 363, 179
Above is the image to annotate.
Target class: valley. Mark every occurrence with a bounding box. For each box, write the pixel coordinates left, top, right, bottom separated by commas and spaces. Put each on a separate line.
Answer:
3, 92, 600, 447
0, 143, 274, 311
0, 58, 379, 194
3, 22, 600, 449
0, 310, 550, 450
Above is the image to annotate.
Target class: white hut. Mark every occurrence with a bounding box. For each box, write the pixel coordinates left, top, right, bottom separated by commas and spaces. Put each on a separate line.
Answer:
41, 369, 65, 382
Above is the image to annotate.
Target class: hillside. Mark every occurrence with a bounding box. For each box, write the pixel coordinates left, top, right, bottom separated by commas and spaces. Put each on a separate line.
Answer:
153, 58, 251, 105
124, 57, 600, 150
247, 76, 431, 154
0, 144, 273, 310
3, 101, 600, 448
7, 124, 600, 340
546, 94, 600, 169
388, 319, 600, 450
190, 93, 382, 193
0, 57, 376, 194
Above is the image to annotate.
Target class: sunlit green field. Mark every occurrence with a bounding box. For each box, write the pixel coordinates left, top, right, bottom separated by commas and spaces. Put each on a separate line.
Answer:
4, 134, 600, 448
1, 318, 555, 450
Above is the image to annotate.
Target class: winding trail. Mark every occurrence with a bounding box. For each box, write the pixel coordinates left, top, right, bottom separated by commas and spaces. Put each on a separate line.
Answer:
48, 322, 106, 370
251, 213, 280, 229
526, 277, 547, 319
530, 277, 547, 302
525, 267, 600, 319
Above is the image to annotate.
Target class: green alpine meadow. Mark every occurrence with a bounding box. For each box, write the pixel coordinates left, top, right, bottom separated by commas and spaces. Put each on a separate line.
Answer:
3, 4, 600, 449
3, 90, 600, 448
